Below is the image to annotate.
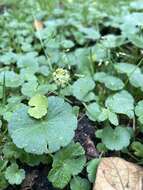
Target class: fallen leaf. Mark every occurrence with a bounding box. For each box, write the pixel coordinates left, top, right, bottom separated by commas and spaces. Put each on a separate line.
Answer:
34, 20, 43, 31
93, 157, 143, 190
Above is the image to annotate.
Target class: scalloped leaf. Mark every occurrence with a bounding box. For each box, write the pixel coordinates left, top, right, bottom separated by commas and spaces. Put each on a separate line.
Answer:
5, 163, 25, 185
86, 102, 119, 126
28, 94, 48, 119
48, 143, 86, 189
101, 126, 131, 150
8, 96, 77, 154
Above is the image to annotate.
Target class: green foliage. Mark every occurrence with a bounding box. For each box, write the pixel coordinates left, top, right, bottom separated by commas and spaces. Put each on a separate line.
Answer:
135, 100, 143, 124
105, 90, 134, 118
5, 163, 25, 185
0, 71, 23, 88
0, 96, 24, 122
115, 63, 143, 90
0, 173, 8, 190
1, 0, 143, 188
28, 94, 48, 119
94, 72, 124, 91
86, 102, 119, 126
70, 176, 91, 190
0, 161, 8, 190
3, 142, 50, 166
8, 96, 77, 154
21, 81, 49, 97
72, 77, 95, 102
96, 143, 108, 153
131, 141, 143, 157
87, 159, 100, 183
102, 35, 125, 48
48, 143, 86, 189
96, 126, 131, 150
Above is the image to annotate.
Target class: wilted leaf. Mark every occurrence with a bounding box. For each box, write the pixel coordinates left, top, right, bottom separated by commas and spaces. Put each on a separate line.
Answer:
34, 19, 44, 31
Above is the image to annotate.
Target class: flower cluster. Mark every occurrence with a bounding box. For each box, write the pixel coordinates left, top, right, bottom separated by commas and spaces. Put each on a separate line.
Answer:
53, 68, 70, 87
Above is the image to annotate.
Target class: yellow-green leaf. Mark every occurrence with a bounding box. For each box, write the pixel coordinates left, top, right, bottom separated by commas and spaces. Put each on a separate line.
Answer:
28, 94, 48, 119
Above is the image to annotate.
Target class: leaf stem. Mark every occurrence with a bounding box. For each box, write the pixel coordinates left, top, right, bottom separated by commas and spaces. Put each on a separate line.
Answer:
2, 72, 6, 106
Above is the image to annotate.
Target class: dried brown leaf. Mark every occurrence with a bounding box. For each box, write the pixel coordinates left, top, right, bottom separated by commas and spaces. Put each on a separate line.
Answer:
93, 157, 143, 190
34, 20, 43, 31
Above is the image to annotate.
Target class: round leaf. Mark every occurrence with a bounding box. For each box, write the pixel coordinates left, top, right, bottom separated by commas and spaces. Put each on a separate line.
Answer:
102, 126, 131, 150
5, 163, 25, 185
8, 96, 77, 154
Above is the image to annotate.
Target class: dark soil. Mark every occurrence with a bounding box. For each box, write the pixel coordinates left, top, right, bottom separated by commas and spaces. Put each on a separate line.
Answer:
75, 115, 99, 159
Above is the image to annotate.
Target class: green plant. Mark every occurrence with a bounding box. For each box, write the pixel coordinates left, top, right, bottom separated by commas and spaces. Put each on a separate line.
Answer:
0, 0, 143, 189
5, 163, 25, 185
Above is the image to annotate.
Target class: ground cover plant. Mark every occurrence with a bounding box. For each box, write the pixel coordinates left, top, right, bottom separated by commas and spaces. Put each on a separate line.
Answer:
0, 0, 143, 189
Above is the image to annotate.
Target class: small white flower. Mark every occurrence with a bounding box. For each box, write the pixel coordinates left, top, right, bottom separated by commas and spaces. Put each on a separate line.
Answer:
67, 0, 73, 3
53, 68, 70, 87
105, 61, 109, 66
141, 50, 143, 55
98, 59, 103, 66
